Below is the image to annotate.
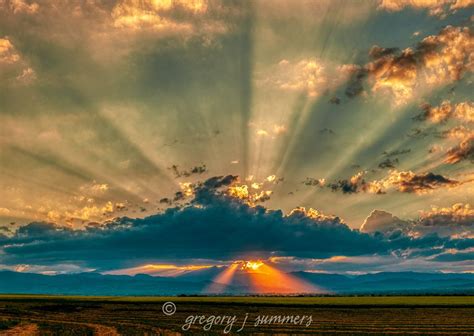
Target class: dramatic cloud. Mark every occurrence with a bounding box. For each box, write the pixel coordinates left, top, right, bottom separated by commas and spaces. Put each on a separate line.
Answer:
329, 170, 461, 195
347, 26, 473, 104
419, 203, 474, 227
360, 203, 474, 238
445, 138, 474, 163
2, 176, 472, 270
417, 100, 474, 123
381, 170, 460, 194
415, 100, 473, 164
443, 126, 474, 163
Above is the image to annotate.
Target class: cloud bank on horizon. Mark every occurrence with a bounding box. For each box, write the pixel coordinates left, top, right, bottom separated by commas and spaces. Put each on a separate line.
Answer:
0, 0, 473, 276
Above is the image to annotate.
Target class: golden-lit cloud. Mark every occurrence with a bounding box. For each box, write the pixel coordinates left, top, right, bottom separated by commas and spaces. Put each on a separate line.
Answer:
79, 182, 109, 194
0, 207, 11, 216
0, 36, 35, 83
223, 175, 283, 206
227, 184, 273, 205
3, 0, 39, 14
110, 0, 230, 39
365, 26, 473, 104
179, 181, 195, 197
418, 100, 474, 123
65, 201, 115, 222
441, 126, 474, 164
445, 133, 474, 164
112, 0, 198, 32
259, 58, 356, 98
329, 170, 462, 195
376, 170, 460, 194
419, 203, 474, 225
377, 0, 473, 17
0, 37, 20, 64
288, 207, 339, 222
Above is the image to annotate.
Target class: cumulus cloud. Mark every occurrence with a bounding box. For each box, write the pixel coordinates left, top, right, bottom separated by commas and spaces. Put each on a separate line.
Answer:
0, 0, 244, 68
381, 170, 460, 194
360, 210, 410, 234
111, 0, 209, 33
417, 100, 474, 123
419, 203, 474, 227
360, 203, 474, 238
346, 26, 473, 104
0, 36, 35, 83
443, 126, 474, 163
1, 0, 39, 14
415, 100, 473, 164
377, 0, 473, 18
0, 37, 20, 64
445, 138, 473, 163
2, 175, 471, 270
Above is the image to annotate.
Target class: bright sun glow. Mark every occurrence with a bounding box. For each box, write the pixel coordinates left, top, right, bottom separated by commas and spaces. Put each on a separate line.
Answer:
242, 260, 264, 271
206, 259, 319, 294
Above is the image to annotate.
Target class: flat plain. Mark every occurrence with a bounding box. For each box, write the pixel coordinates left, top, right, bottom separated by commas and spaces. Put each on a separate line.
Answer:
0, 295, 473, 335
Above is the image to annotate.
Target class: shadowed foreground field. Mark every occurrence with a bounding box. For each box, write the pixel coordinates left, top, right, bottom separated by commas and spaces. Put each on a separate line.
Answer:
0, 296, 473, 335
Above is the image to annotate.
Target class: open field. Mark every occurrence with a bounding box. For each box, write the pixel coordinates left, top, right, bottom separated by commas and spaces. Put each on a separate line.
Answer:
0, 295, 473, 335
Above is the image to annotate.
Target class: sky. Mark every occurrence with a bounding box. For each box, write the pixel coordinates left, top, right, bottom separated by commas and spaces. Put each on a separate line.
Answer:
0, 0, 473, 277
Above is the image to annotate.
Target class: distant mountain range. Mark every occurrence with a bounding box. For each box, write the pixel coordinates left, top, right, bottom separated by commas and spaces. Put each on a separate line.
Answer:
0, 270, 472, 295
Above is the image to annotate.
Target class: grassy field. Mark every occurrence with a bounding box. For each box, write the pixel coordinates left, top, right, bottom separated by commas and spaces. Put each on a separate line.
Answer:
0, 294, 473, 306
0, 295, 473, 335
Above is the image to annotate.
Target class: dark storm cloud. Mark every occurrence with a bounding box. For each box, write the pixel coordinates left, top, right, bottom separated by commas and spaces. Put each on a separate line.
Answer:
1, 176, 472, 270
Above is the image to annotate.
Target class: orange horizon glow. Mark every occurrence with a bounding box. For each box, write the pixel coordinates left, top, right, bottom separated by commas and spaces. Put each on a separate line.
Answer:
206, 260, 321, 294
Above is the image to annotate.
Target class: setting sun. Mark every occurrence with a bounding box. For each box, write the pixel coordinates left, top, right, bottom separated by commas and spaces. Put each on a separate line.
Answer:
242, 261, 264, 272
